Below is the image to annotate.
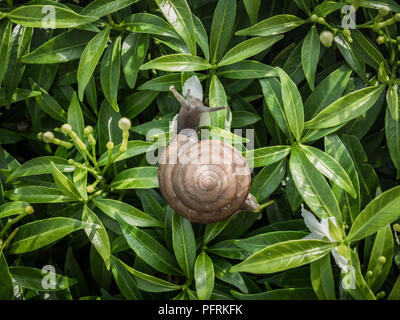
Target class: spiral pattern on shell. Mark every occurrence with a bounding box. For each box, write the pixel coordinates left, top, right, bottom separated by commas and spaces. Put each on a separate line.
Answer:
158, 134, 251, 223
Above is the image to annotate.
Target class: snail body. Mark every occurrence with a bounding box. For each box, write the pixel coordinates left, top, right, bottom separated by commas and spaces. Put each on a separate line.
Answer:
158, 86, 259, 224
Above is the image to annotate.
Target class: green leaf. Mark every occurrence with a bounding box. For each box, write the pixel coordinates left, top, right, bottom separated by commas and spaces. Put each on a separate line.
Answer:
20, 30, 95, 64
300, 145, 356, 198
289, 145, 341, 221
366, 225, 393, 292
9, 266, 77, 292
304, 86, 385, 129
231, 111, 261, 128
138, 73, 181, 92
243, 0, 261, 25
212, 256, 248, 293
310, 254, 336, 300
236, 14, 305, 37
234, 231, 308, 255
7, 5, 98, 28
7, 156, 73, 182
67, 91, 85, 141
77, 27, 110, 101
210, 0, 236, 64
195, 251, 214, 300
172, 211, 196, 278
334, 34, 367, 82
100, 36, 121, 111
121, 13, 180, 39
348, 186, 400, 242
388, 276, 400, 300
301, 26, 320, 91
0, 22, 11, 87
110, 256, 142, 300
325, 135, 360, 224
120, 90, 159, 119
50, 162, 82, 201
304, 64, 352, 121
387, 84, 399, 120
0, 253, 13, 299
231, 288, 316, 300
218, 60, 276, 79
260, 77, 292, 139
81, 0, 139, 17
251, 159, 286, 202
7, 217, 95, 254
73, 168, 88, 203
243, 145, 291, 168
116, 257, 181, 292
276, 67, 304, 141
98, 140, 155, 166
110, 167, 159, 189
204, 217, 232, 245
230, 239, 336, 274
209, 75, 227, 129
218, 35, 283, 67
385, 108, 400, 178
156, 0, 196, 55
82, 205, 110, 270
0, 201, 30, 218
313, 1, 345, 17
117, 215, 181, 275
93, 198, 163, 228
5, 186, 75, 203
4, 25, 32, 108
30, 78, 67, 122
121, 33, 149, 89
140, 54, 211, 72
352, 29, 388, 71
193, 13, 209, 61
97, 100, 122, 154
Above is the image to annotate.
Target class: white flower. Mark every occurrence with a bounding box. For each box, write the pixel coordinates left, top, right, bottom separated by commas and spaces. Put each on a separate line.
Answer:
183, 75, 203, 101
301, 205, 350, 273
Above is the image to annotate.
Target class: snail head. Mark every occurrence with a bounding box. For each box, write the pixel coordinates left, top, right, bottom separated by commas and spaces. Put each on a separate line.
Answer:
169, 85, 226, 134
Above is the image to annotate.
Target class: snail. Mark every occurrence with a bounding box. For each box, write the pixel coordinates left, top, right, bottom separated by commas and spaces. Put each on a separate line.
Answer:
158, 85, 259, 224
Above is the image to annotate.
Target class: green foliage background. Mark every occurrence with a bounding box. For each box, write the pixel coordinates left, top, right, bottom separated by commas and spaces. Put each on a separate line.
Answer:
1, 0, 400, 300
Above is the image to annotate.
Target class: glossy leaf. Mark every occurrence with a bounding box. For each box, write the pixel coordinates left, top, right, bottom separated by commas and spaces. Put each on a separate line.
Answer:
243, 146, 291, 168
117, 215, 181, 275
0, 253, 13, 299
305, 86, 385, 129
110, 167, 159, 189
236, 14, 305, 37
172, 212, 196, 277
50, 162, 82, 201
210, 0, 236, 63
110, 256, 142, 300
81, 0, 139, 17
276, 67, 304, 141
231, 239, 336, 274
301, 26, 320, 91
195, 251, 214, 300
348, 186, 400, 242
7, 217, 95, 254
140, 54, 211, 72
310, 254, 335, 300
77, 27, 110, 101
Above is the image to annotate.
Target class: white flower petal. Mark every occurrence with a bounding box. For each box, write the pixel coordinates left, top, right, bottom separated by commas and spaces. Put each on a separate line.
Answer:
183, 75, 203, 101
301, 205, 326, 238
332, 248, 349, 272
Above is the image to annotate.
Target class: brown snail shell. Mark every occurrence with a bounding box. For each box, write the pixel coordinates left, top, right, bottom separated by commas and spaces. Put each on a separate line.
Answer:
158, 85, 259, 224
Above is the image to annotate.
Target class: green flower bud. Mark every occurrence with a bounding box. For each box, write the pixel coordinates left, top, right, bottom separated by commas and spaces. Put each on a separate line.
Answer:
347, 36, 353, 43
61, 123, 73, 135
86, 186, 95, 193
378, 256, 387, 264
395, 13, 400, 22
310, 14, 318, 22
84, 126, 93, 136
320, 31, 334, 47
42, 131, 55, 143
25, 206, 34, 214
118, 117, 131, 130
366, 270, 373, 277
343, 29, 351, 37
37, 132, 43, 140
106, 141, 114, 150
377, 36, 385, 44
317, 17, 326, 24
379, 7, 390, 17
